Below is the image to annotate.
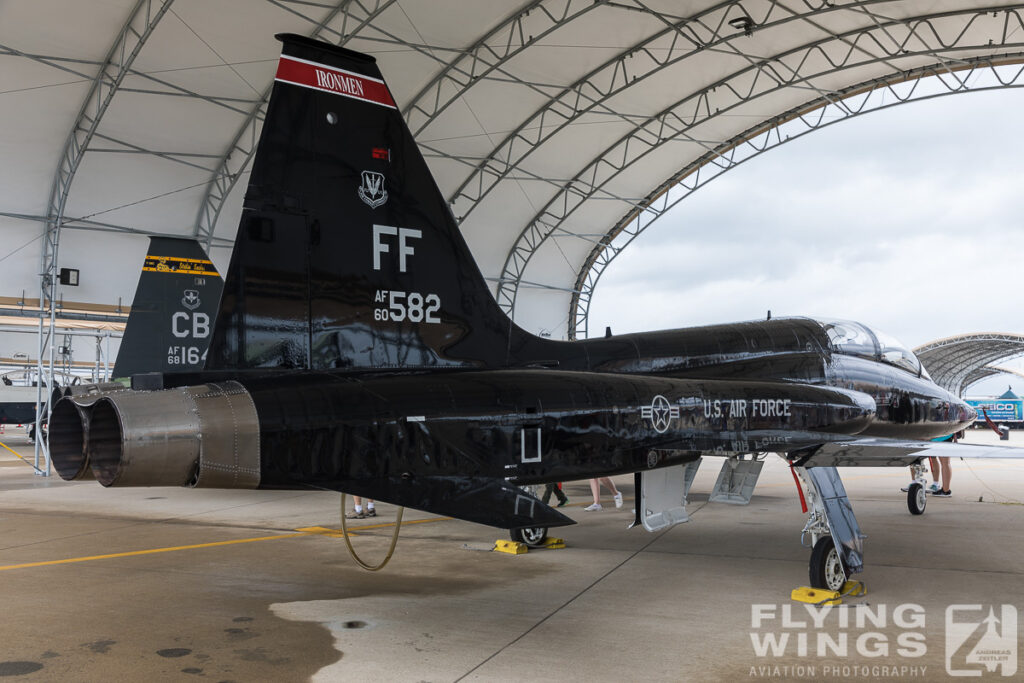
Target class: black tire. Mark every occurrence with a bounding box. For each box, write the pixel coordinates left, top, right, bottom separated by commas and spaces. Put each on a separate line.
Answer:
510, 526, 548, 548
809, 536, 847, 592
907, 483, 926, 515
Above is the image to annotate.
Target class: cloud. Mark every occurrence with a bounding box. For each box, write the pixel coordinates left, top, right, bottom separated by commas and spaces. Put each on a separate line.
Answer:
589, 86, 1024, 391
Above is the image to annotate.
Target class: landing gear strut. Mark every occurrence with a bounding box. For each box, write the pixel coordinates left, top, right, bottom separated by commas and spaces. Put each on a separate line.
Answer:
906, 462, 927, 515
511, 483, 549, 547
794, 466, 865, 591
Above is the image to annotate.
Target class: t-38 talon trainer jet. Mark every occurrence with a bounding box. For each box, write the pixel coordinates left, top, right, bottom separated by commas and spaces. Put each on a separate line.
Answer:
49, 34, 1023, 592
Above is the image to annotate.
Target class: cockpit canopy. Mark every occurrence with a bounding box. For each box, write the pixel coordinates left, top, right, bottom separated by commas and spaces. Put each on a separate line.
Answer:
818, 319, 931, 380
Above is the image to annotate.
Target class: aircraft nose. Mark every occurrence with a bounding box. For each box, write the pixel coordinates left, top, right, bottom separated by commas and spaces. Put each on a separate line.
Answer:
959, 400, 977, 424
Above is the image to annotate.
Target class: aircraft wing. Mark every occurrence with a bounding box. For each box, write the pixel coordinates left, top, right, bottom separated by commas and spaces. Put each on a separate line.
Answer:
791, 437, 1024, 467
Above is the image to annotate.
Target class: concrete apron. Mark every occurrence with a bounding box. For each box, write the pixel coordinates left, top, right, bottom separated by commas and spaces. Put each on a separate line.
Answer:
0, 429, 1021, 681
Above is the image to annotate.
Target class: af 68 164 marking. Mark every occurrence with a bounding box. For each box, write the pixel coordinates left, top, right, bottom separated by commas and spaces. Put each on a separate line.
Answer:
166, 345, 207, 365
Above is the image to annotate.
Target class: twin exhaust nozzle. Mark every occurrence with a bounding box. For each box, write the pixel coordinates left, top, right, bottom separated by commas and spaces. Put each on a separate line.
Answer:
49, 381, 261, 489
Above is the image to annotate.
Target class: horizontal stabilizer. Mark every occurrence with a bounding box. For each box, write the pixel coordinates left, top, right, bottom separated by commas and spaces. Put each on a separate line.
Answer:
338, 476, 575, 530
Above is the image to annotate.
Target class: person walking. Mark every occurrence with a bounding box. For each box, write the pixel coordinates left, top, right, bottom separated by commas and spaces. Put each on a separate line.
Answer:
542, 482, 569, 507
584, 477, 622, 511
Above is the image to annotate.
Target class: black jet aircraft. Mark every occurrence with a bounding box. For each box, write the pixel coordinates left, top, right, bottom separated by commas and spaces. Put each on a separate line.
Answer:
51, 34, 1021, 592
1, 373, 40, 426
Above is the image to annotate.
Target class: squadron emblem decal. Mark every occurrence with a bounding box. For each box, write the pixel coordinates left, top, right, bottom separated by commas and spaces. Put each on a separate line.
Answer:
641, 394, 679, 433
358, 170, 388, 209
181, 289, 200, 311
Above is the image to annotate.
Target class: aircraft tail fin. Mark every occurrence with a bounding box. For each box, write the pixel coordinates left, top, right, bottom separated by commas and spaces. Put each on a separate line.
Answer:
112, 237, 223, 380
205, 34, 537, 373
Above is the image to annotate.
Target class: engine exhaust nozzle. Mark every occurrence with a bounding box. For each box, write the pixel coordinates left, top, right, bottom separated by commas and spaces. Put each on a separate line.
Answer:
49, 397, 91, 480
50, 384, 130, 481
86, 381, 261, 488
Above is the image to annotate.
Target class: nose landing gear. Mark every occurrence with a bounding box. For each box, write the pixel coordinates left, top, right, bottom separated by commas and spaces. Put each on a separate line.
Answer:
906, 462, 927, 515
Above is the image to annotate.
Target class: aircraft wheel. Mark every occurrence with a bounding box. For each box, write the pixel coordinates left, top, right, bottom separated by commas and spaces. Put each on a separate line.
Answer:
809, 536, 847, 592
907, 483, 926, 516
510, 526, 548, 548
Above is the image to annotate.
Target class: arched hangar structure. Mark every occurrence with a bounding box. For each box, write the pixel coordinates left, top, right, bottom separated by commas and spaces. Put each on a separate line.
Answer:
4, 0, 1024, 375
915, 334, 1024, 397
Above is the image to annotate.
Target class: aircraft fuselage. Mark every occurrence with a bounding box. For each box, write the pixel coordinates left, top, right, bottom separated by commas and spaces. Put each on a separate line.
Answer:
128, 317, 972, 511
486, 317, 974, 442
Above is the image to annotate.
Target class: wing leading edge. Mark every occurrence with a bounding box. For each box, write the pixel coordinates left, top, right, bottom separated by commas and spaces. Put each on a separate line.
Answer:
791, 437, 1024, 468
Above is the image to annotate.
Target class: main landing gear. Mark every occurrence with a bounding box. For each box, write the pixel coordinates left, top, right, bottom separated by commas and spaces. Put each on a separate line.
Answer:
510, 484, 549, 547
793, 466, 865, 592
510, 525, 549, 547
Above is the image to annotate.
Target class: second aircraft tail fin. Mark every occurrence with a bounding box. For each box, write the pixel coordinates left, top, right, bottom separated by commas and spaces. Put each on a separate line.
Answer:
112, 237, 223, 380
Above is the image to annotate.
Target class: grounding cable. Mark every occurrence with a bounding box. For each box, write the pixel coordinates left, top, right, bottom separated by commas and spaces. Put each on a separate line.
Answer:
958, 457, 1024, 505
339, 492, 405, 571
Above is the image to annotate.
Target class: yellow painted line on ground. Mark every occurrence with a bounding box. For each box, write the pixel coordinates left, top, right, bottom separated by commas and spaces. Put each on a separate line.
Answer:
297, 526, 357, 538
0, 514, 455, 572
0, 439, 42, 472
0, 532, 308, 572
345, 515, 452, 531
300, 515, 454, 536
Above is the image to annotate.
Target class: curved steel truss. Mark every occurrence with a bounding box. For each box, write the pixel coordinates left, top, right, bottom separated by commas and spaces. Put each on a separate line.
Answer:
191, 0, 602, 246
569, 53, 1024, 338
964, 365, 1024, 392
439, 0, 856, 222
36, 0, 177, 472
916, 334, 1024, 396
193, 0, 401, 248
458, 1, 1024, 335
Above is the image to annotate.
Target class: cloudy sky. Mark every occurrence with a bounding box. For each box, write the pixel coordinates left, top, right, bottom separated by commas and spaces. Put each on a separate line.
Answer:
588, 86, 1024, 397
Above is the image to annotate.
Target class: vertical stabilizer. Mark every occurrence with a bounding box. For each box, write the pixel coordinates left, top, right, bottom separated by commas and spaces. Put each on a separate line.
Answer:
206, 34, 540, 372
112, 237, 223, 380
